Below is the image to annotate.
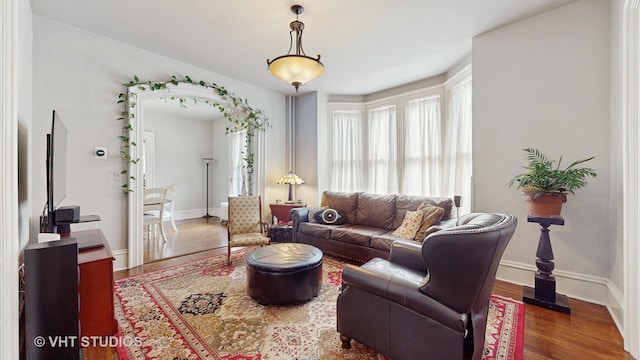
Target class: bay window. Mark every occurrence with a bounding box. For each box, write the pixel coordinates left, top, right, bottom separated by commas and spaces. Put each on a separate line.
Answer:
328, 72, 472, 213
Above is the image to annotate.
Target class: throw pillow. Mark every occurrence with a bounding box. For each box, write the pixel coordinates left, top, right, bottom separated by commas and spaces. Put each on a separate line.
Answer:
392, 210, 424, 240
307, 206, 327, 223
414, 203, 445, 242
314, 208, 347, 225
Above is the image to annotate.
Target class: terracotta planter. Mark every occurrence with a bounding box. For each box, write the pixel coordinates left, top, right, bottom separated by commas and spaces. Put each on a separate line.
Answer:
525, 194, 564, 217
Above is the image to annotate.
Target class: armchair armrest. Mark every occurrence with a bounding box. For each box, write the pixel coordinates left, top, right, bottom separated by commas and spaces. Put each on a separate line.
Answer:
388, 240, 427, 273
341, 258, 468, 332
260, 221, 270, 237
341, 262, 392, 299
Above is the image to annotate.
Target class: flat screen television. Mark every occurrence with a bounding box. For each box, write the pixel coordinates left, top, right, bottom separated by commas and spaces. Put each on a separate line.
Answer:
44, 110, 68, 233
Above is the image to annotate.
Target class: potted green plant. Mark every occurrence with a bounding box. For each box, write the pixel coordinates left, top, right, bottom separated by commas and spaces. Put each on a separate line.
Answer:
508, 148, 597, 216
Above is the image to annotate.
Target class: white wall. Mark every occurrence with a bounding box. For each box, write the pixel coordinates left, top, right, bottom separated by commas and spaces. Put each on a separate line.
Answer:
608, 0, 625, 298
145, 110, 223, 215
295, 92, 320, 205
211, 118, 230, 209
31, 16, 287, 254
473, 0, 613, 301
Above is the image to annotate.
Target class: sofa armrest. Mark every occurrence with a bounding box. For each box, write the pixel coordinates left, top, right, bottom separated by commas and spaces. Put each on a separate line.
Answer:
388, 240, 427, 273
290, 208, 309, 243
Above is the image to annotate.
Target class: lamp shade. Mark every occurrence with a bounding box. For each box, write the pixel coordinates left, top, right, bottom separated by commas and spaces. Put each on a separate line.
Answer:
268, 55, 324, 89
267, 5, 324, 92
277, 171, 305, 185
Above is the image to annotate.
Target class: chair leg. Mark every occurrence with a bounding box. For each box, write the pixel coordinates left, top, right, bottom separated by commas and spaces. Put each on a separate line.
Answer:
159, 222, 167, 242
170, 214, 178, 232
340, 334, 352, 349
227, 246, 231, 265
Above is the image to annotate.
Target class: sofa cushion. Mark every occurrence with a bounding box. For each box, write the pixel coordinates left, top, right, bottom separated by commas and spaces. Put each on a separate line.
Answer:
314, 208, 347, 225
354, 192, 396, 230
322, 191, 359, 224
329, 225, 387, 247
394, 195, 430, 229
307, 206, 327, 223
298, 222, 332, 239
370, 232, 404, 252
414, 203, 445, 242
392, 210, 424, 240
394, 195, 454, 228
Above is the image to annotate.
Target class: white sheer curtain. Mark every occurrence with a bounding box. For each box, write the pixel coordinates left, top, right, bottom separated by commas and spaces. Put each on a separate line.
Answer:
228, 130, 247, 196
367, 105, 398, 194
443, 77, 472, 214
328, 79, 471, 207
330, 110, 364, 192
402, 96, 442, 196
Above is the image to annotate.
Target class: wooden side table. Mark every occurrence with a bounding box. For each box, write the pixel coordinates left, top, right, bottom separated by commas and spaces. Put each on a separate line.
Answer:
522, 215, 571, 314
269, 203, 306, 225
269, 203, 305, 243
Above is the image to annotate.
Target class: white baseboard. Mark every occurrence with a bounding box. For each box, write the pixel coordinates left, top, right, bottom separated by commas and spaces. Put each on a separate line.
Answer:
113, 249, 129, 271
498, 260, 609, 304
173, 207, 224, 221
497, 260, 624, 335
607, 280, 625, 336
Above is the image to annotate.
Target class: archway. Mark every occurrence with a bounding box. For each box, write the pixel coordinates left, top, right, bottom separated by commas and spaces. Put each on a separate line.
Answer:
123, 80, 269, 268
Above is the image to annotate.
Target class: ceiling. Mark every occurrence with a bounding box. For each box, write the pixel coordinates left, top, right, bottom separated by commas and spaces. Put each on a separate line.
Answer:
30, 0, 575, 96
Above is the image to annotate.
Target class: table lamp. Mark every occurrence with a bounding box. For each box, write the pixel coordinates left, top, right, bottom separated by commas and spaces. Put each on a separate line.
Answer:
277, 171, 304, 203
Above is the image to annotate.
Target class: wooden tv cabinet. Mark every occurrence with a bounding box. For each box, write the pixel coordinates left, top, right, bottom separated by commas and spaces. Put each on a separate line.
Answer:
74, 229, 117, 337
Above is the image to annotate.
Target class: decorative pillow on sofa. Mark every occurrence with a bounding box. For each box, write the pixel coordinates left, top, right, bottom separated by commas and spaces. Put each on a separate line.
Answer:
414, 203, 445, 242
307, 206, 328, 223
392, 210, 424, 240
314, 208, 347, 225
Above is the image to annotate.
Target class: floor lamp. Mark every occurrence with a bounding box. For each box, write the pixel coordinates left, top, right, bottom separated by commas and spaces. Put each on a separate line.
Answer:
202, 158, 214, 219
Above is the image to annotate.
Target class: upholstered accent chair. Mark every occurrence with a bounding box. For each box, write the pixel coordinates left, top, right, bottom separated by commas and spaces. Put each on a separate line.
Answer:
227, 196, 271, 264
337, 213, 517, 360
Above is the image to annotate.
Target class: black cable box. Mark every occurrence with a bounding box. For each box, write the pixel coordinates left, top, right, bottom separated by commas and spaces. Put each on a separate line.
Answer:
55, 205, 80, 222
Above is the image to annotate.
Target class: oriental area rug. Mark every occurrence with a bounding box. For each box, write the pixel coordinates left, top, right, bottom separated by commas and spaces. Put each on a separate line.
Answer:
114, 250, 524, 360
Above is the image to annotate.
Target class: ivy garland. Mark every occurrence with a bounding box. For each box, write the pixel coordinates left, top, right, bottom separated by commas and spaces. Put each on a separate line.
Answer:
117, 75, 270, 194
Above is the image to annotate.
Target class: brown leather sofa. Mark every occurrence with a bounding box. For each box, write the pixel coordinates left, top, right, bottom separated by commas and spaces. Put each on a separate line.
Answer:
290, 191, 457, 264
336, 213, 517, 360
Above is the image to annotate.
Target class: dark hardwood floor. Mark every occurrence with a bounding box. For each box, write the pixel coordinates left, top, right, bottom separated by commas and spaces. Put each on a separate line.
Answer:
84, 218, 634, 359
143, 217, 228, 263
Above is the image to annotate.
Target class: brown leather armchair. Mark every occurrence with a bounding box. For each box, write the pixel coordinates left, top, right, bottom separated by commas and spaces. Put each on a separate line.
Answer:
337, 213, 517, 360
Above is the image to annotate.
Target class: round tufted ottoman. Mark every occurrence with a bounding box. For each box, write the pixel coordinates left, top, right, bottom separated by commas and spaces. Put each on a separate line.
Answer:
246, 243, 323, 305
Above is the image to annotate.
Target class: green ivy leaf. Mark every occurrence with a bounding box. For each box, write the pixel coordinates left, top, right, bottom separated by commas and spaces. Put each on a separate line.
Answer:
118, 75, 270, 196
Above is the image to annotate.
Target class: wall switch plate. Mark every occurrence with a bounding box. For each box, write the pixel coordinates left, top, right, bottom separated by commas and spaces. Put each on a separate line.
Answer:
95, 147, 107, 159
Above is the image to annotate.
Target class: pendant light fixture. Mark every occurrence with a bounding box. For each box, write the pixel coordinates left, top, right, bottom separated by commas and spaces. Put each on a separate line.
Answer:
267, 5, 324, 92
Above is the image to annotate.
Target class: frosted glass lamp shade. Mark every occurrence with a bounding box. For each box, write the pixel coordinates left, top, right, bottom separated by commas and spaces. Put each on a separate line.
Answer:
268, 55, 324, 91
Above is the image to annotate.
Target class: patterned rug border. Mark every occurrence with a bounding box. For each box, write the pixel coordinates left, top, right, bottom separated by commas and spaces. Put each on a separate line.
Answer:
486, 294, 525, 360
114, 248, 524, 360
